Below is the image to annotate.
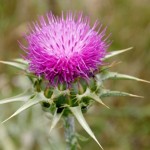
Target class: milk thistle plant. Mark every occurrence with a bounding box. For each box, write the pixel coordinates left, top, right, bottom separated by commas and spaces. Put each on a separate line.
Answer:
0, 12, 149, 150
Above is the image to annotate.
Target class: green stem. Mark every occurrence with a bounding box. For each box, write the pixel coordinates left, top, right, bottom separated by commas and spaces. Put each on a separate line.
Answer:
64, 115, 77, 150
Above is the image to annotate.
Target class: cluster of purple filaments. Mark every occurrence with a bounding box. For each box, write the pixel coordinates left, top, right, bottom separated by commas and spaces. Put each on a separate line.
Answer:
22, 12, 109, 85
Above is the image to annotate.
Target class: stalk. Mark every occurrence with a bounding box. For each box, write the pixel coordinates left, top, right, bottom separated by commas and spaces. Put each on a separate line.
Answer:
64, 115, 77, 150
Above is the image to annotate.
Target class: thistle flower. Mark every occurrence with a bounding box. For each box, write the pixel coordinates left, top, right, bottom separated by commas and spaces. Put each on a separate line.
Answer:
22, 12, 109, 85
2, 11, 148, 150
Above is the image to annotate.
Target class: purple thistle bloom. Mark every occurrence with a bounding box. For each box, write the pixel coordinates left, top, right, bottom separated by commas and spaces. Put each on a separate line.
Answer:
22, 12, 109, 85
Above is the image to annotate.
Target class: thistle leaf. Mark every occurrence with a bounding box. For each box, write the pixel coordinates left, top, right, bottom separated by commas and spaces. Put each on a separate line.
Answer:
0, 60, 27, 70
1, 95, 42, 124
97, 71, 150, 83
103, 47, 133, 60
70, 106, 103, 150
49, 109, 63, 133
100, 89, 143, 98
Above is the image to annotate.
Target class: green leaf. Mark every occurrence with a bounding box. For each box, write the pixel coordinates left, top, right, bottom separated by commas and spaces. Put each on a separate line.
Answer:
103, 47, 133, 60
70, 106, 104, 150
1, 94, 42, 124
0, 60, 27, 70
49, 109, 63, 133
96, 71, 150, 83
99, 89, 143, 98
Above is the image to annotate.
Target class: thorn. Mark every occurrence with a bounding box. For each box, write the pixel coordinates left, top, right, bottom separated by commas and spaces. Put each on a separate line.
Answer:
129, 94, 144, 98
101, 102, 110, 109
104, 47, 133, 60
137, 78, 150, 84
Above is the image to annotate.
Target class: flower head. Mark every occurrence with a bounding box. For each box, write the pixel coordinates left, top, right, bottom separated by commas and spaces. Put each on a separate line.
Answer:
22, 12, 109, 85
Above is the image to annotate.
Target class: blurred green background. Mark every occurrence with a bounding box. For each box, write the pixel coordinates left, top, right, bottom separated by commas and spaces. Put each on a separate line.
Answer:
0, 0, 150, 150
